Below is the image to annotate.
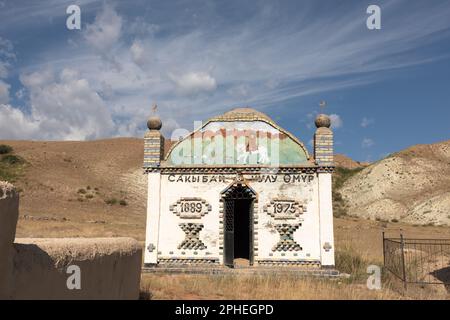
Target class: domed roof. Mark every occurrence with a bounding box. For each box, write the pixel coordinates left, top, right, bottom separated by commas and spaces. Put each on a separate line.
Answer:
163, 106, 312, 166
209, 107, 273, 123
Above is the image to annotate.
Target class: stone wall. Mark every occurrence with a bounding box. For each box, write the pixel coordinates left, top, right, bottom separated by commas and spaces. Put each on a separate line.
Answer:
0, 182, 19, 299
0, 181, 142, 300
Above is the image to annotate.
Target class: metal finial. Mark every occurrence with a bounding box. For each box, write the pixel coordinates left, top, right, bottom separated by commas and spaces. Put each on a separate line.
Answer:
319, 100, 327, 111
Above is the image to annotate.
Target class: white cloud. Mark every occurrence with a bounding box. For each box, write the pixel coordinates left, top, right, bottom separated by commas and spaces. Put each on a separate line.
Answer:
329, 114, 343, 129
20, 68, 54, 89
362, 138, 375, 148
128, 17, 159, 36
84, 5, 122, 53
361, 117, 374, 128
0, 68, 115, 140
0, 104, 39, 139
130, 40, 147, 66
227, 84, 250, 98
0, 62, 8, 78
0, 80, 10, 103
169, 71, 217, 95
0, 36, 15, 79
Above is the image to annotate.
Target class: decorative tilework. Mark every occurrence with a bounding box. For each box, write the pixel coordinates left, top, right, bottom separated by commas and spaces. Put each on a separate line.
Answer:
178, 223, 207, 250
272, 223, 302, 252
263, 199, 305, 220
170, 198, 212, 219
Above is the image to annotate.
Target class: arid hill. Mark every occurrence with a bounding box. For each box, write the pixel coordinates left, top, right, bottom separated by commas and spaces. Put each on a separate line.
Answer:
334, 154, 369, 170
340, 139, 450, 226
0, 138, 148, 239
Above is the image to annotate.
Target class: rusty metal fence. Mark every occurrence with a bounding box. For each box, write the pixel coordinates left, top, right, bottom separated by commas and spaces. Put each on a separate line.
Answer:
383, 233, 450, 289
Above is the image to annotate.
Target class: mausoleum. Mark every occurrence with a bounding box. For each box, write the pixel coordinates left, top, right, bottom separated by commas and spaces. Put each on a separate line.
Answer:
143, 107, 335, 269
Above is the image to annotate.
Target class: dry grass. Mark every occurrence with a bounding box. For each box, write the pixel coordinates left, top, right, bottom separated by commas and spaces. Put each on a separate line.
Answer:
140, 242, 450, 300
140, 234, 450, 300
140, 273, 401, 300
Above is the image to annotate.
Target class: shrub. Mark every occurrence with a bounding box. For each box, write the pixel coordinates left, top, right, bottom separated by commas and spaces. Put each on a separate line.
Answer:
85, 194, 94, 199
105, 198, 118, 205
335, 246, 365, 276
119, 199, 128, 206
77, 188, 87, 194
0, 154, 26, 182
0, 144, 13, 154
1, 155, 24, 165
391, 218, 399, 223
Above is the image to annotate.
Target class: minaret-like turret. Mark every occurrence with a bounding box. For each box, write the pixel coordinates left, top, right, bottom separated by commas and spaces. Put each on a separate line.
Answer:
313, 113, 333, 166
143, 106, 164, 167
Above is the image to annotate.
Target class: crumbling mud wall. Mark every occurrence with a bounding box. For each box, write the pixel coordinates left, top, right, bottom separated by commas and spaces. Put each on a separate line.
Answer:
0, 181, 142, 300
0, 182, 19, 299
12, 238, 142, 300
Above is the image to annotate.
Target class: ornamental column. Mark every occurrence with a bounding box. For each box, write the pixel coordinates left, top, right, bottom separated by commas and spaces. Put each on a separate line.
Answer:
314, 114, 335, 267
143, 113, 164, 265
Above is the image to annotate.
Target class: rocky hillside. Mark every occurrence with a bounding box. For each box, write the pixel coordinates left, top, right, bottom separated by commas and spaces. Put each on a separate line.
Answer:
0, 139, 148, 239
339, 139, 450, 226
334, 154, 369, 170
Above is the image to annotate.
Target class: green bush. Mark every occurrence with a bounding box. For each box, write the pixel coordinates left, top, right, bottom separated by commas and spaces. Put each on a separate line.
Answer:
1, 155, 24, 165
105, 198, 118, 205
0, 153, 26, 182
119, 199, 128, 206
0, 145, 13, 154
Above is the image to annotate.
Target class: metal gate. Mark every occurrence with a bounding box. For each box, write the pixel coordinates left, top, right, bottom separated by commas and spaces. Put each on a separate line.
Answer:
224, 199, 235, 267
222, 184, 255, 267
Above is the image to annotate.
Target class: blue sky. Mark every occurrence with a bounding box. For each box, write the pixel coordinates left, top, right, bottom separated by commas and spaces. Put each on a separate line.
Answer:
0, 0, 449, 162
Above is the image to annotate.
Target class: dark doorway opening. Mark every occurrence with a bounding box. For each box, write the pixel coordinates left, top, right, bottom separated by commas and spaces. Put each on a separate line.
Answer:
233, 199, 251, 260
223, 184, 254, 267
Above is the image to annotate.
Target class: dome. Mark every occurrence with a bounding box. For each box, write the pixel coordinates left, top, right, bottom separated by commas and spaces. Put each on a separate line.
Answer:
315, 114, 331, 128
147, 116, 162, 130
209, 107, 273, 123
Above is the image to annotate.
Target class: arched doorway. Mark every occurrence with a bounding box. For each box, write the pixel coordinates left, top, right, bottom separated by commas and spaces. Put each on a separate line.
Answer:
221, 183, 256, 267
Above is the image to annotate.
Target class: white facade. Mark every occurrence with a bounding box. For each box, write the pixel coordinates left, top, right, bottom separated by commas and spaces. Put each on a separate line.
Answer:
143, 108, 335, 268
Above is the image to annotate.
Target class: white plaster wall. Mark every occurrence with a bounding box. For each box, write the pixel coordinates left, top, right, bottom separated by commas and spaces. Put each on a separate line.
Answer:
157, 174, 232, 260
155, 172, 324, 264
318, 173, 335, 266
144, 172, 161, 264
249, 173, 321, 262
